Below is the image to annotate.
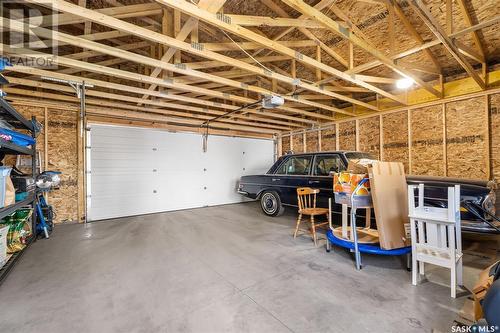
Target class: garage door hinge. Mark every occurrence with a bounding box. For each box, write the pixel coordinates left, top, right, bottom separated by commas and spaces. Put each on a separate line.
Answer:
86, 195, 91, 198
85, 146, 91, 149
86, 171, 91, 174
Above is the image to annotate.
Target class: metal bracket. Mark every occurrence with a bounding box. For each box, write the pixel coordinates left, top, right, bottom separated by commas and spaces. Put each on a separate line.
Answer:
216, 13, 231, 24
191, 42, 204, 51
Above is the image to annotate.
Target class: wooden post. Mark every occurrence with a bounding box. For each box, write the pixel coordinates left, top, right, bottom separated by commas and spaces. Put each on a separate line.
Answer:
355, 119, 360, 151
318, 129, 322, 152
442, 103, 448, 177
379, 115, 384, 160
485, 95, 491, 180
303, 131, 307, 153
407, 109, 412, 174
335, 123, 339, 150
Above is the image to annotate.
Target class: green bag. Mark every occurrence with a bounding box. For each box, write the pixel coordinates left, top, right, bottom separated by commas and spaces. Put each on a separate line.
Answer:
0, 208, 33, 253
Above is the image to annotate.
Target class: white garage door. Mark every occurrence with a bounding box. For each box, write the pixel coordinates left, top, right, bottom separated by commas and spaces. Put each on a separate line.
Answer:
87, 124, 274, 221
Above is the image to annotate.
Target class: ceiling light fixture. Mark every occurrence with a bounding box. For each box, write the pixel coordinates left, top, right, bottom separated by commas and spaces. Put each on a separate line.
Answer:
396, 77, 414, 89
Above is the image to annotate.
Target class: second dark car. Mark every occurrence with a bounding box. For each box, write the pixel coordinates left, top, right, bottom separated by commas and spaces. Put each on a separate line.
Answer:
237, 151, 500, 234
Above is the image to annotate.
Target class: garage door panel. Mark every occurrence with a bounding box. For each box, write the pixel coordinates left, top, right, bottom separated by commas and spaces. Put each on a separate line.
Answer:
88, 124, 273, 221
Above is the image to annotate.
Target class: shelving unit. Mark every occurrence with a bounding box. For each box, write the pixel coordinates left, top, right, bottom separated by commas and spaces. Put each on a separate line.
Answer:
0, 95, 38, 285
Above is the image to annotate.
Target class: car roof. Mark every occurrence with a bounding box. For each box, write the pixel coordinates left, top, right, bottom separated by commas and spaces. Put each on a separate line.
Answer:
280, 151, 360, 156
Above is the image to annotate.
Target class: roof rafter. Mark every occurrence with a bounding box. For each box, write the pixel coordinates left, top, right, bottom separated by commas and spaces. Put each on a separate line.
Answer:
407, 0, 485, 90
280, 0, 443, 98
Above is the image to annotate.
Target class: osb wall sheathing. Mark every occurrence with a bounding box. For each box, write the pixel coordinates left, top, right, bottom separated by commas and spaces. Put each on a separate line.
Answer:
291, 132, 304, 153
281, 135, 290, 155
305, 130, 319, 152
7, 104, 79, 223
411, 106, 445, 176
491, 94, 500, 180
338, 121, 356, 151
382, 111, 409, 173
446, 97, 488, 180
47, 109, 78, 223
320, 128, 336, 151
358, 116, 380, 158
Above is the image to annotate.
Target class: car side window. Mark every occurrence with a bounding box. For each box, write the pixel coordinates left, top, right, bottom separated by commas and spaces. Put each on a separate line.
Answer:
313, 155, 344, 176
275, 156, 312, 175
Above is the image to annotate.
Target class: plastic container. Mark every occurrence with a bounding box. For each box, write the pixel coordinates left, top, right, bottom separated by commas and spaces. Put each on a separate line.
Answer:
15, 192, 28, 202
0, 166, 12, 208
334, 192, 372, 207
0, 128, 35, 146
0, 225, 9, 268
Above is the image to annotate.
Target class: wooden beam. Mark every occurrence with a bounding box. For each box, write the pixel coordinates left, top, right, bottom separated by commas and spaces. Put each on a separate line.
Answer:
199, 40, 318, 52
259, 0, 348, 68
226, 15, 326, 28
408, 0, 485, 90
38, 3, 163, 27
138, 0, 227, 104
19, 2, 370, 114
153, 0, 404, 105
456, 0, 485, 58
391, 1, 441, 72
4, 87, 283, 134
349, 16, 499, 75
6, 65, 310, 128
281, 0, 443, 98
2, 19, 347, 120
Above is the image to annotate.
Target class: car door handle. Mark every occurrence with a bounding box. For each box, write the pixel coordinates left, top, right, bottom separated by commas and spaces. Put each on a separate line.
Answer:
272, 178, 281, 181
309, 180, 320, 184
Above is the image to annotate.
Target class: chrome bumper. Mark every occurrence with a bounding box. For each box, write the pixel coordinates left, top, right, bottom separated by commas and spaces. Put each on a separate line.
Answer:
461, 219, 500, 234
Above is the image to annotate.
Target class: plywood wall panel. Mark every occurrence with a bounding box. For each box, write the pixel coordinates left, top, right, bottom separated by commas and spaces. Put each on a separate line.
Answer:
281, 135, 290, 155
410, 106, 445, 176
47, 109, 79, 223
338, 121, 356, 151
321, 128, 336, 151
306, 130, 319, 152
3, 104, 78, 223
382, 111, 409, 172
358, 116, 380, 158
446, 97, 488, 180
489, 94, 500, 180
291, 132, 304, 153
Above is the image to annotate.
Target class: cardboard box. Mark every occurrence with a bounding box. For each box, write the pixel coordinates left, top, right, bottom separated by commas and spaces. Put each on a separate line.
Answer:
367, 161, 409, 250
347, 158, 377, 174
333, 172, 370, 195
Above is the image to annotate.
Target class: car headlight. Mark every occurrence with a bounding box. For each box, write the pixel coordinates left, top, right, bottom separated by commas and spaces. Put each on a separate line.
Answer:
482, 190, 496, 218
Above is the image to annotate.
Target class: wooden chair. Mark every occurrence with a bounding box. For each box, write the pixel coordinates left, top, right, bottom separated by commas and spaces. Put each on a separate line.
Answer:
294, 187, 330, 246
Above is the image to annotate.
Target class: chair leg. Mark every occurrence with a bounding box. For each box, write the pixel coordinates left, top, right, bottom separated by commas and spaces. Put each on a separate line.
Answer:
294, 214, 302, 238
311, 215, 317, 247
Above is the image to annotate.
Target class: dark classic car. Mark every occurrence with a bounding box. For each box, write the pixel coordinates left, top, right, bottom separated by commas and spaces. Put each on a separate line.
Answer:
238, 151, 500, 234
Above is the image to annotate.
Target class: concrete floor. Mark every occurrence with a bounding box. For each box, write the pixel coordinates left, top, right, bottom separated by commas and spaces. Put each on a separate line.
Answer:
0, 202, 497, 333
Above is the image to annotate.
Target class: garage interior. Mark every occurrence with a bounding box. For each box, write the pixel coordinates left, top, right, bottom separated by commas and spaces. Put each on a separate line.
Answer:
0, 0, 499, 332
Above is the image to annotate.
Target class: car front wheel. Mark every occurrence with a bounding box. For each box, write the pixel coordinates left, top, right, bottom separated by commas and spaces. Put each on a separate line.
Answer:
260, 191, 285, 216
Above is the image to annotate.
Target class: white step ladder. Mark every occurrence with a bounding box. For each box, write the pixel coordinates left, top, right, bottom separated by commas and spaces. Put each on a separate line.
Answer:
408, 184, 463, 298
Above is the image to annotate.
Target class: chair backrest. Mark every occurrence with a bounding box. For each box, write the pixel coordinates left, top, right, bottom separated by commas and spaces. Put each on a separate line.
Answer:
297, 187, 320, 211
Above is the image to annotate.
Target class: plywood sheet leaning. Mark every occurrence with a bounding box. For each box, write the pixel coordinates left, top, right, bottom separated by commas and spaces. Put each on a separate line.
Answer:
47, 108, 78, 223
446, 97, 487, 180
368, 161, 409, 250
358, 116, 380, 158
489, 94, 500, 180
320, 128, 336, 151
291, 132, 304, 153
382, 111, 409, 172
411, 105, 445, 176
338, 121, 356, 151
306, 130, 319, 152
281, 135, 290, 155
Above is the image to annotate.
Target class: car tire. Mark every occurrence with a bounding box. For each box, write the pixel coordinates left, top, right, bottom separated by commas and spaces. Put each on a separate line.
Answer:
260, 191, 285, 217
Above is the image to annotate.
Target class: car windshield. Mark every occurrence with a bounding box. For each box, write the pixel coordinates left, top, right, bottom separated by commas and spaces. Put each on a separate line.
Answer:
344, 152, 377, 162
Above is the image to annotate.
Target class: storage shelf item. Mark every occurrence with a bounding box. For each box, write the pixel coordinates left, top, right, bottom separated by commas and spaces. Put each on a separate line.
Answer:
409, 184, 463, 298
0, 138, 34, 156
0, 98, 36, 132
0, 95, 38, 285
